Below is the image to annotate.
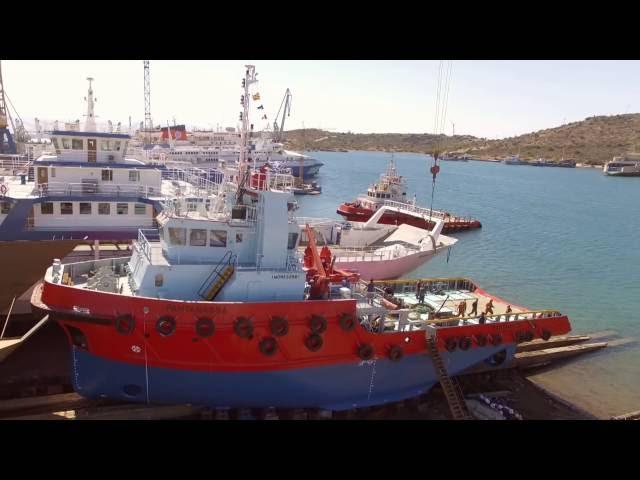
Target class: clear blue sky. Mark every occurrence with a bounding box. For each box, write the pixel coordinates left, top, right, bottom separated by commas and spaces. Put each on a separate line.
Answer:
3, 60, 640, 139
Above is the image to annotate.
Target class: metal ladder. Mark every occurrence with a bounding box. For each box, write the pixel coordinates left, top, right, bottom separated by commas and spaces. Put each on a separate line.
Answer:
426, 335, 473, 420
198, 251, 237, 301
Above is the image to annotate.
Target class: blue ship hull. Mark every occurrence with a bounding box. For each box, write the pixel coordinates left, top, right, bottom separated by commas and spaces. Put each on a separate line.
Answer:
68, 344, 515, 411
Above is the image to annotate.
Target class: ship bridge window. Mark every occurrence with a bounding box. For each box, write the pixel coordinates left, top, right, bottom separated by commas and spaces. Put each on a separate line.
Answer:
190, 229, 207, 246
134, 204, 146, 215
52, 138, 59, 152
72, 139, 83, 150
61, 138, 71, 150
60, 202, 73, 215
98, 203, 111, 215
115, 141, 121, 151
40, 202, 53, 215
169, 227, 186, 246
101, 140, 113, 151
129, 170, 140, 182
79, 202, 92, 214
116, 203, 128, 215
236, 232, 243, 243
209, 230, 227, 247
101, 170, 113, 181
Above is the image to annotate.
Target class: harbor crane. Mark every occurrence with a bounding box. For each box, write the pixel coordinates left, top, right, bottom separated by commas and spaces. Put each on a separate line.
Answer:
273, 88, 292, 143
143, 60, 152, 145
0, 61, 17, 154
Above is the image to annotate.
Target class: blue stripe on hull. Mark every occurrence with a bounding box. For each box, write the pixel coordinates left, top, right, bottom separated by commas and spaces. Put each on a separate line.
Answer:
287, 164, 322, 178
70, 344, 516, 411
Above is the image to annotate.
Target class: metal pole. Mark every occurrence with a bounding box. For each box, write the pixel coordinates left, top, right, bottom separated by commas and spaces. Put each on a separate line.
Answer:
1, 296, 17, 339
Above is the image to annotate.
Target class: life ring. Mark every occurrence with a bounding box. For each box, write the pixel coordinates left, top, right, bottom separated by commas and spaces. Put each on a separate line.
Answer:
541, 329, 552, 341
259, 337, 277, 356
269, 316, 289, 337
195, 317, 215, 338
490, 334, 503, 346
0, 184, 7, 195
388, 345, 404, 362
156, 316, 176, 337
357, 343, 375, 361
115, 314, 135, 335
458, 337, 472, 351
309, 314, 327, 334
445, 338, 457, 352
475, 334, 488, 347
305, 333, 323, 352
339, 313, 356, 332
524, 331, 534, 342
234, 316, 254, 339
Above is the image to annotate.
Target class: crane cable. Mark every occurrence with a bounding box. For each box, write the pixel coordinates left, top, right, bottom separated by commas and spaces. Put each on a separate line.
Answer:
428, 60, 453, 222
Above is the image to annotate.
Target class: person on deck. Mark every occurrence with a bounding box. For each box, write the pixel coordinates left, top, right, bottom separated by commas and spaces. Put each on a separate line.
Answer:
416, 280, 423, 301
470, 298, 479, 316
457, 301, 467, 318
366, 279, 375, 305
504, 305, 513, 322
485, 299, 494, 315
478, 312, 486, 324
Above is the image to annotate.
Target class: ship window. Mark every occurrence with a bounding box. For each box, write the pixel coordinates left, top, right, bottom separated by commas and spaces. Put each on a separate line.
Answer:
134, 204, 146, 215
62, 138, 71, 149
51, 167, 56, 178
190, 229, 207, 247
288, 232, 298, 250
72, 139, 83, 150
129, 170, 140, 182
155, 274, 164, 287
101, 140, 112, 151
101, 169, 113, 181
117, 203, 129, 215
209, 230, 227, 247
98, 203, 110, 215
1, 202, 12, 214
114, 141, 121, 151
40, 202, 53, 215
169, 227, 186, 246
60, 202, 73, 214
236, 232, 243, 243
79, 202, 92, 215
52, 138, 59, 150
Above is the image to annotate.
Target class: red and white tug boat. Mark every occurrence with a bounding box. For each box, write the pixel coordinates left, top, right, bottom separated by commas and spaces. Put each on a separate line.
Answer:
336, 158, 482, 233
30, 66, 570, 412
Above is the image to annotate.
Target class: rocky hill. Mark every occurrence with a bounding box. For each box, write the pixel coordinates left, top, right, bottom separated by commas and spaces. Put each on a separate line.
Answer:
283, 114, 640, 164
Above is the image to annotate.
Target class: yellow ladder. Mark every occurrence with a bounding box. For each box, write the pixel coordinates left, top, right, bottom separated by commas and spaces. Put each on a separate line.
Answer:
427, 335, 473, 420
203, 264, 235, 300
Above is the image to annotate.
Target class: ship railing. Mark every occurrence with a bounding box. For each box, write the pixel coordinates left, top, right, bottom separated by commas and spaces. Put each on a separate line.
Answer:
426, 309, 564, 328
369, 277, 478, 294
0, 155, 32, 173
35, 182, 161, 198
137, 229, 160, 263
248, 170, 295, 192
161, 167, 222, 197
329, 244, 420, 263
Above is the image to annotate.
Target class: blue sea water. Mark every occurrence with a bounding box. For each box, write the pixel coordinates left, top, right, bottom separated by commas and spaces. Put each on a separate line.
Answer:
297, 151, 640, 417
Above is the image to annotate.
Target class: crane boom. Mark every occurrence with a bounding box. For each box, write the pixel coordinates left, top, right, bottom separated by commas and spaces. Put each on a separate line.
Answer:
273, 88, 292, 143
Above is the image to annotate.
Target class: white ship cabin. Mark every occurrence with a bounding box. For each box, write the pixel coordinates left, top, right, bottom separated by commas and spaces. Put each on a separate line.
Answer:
110, 171, 306, 302
355, 159, 408, 211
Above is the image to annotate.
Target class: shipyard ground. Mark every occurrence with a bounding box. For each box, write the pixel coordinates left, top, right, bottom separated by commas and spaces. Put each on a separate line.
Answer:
0, 315, 591, 420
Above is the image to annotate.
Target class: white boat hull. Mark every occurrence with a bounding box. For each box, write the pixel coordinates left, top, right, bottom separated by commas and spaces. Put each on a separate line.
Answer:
334, 249, 440, 280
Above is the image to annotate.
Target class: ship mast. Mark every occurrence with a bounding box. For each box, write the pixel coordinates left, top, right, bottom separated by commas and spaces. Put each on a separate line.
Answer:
236, 65, 257, 203
84, 77, 97, 132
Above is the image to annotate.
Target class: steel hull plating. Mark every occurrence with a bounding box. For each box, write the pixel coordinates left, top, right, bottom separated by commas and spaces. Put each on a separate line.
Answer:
68, 343, 515, 410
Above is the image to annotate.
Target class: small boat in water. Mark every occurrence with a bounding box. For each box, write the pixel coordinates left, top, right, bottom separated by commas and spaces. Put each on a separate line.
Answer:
292, 181, 322, 195
603, 153, 640, 176
336, 157, 481, 233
